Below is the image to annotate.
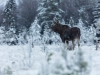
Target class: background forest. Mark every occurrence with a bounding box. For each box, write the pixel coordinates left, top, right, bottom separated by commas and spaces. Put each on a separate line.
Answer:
0, 0, 100, 75
0, 0, 99, 45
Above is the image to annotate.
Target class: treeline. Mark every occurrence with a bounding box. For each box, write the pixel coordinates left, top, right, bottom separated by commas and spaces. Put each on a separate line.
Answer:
0, 0, 99, 45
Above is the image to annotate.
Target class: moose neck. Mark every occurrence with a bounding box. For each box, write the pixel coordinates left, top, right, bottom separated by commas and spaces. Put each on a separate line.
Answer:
55, 29, 64, 35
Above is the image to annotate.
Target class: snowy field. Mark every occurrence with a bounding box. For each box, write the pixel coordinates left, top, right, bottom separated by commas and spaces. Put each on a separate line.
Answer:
0, 43, 100, 75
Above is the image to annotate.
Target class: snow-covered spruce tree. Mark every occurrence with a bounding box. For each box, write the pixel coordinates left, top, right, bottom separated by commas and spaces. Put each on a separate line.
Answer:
77, 19, 94, 45
78, 8, 90, 27
94, 20, 100, 50
92, 1, 100, 49
93, 1, 100, 23
37, 0, 65, 44
3, 0, 17, 45
30, 20, 41, 45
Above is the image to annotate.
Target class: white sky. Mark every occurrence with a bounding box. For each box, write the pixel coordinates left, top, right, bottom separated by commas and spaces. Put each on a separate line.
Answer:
0, 0, 7, 6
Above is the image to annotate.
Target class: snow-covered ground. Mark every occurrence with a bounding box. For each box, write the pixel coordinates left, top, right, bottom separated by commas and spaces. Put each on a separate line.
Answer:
0, 44, 100, 75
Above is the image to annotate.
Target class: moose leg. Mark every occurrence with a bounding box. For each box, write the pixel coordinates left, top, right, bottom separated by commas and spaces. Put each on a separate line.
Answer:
77, 37, 80, 49
78, 39, 80, 47
72, 40, 75, 50
96, 41, 99, 50
64, 41, 69, 49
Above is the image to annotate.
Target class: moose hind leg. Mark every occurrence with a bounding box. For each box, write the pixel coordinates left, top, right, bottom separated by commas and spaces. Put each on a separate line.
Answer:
72, 40, 75, 50
77, 38, 80, 46
77, 38, 80, 49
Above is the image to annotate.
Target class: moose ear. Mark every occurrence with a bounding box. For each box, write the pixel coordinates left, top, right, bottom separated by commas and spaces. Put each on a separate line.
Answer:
53, 21, 56, 24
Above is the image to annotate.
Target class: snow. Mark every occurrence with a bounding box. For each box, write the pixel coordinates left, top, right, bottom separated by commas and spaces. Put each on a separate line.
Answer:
0, 44, 99, 75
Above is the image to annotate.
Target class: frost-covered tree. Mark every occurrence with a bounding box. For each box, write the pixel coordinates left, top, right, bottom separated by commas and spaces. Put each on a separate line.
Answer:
92, 1, 100, 49
0, 7, 3, 26
94, 19, 100, 50
2, 0, 18, 45
78, 7, 92, 27
30, 20, 41, 45
37, 0, 65, 44
93, 1, 100, 23
77, 19, 95, 45
61, 0, 95, 26
3, 0, 17, 31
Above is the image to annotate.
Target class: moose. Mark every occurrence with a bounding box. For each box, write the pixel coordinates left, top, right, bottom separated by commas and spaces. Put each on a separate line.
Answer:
51, 21, 81, 50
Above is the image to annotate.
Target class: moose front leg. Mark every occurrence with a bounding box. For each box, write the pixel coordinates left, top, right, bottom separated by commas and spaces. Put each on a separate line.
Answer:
63, 41, 69, 49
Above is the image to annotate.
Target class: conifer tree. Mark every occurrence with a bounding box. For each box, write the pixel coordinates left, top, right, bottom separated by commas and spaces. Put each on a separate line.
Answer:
37, 0, 64, 44
93, 1, 100, 49
3, 0, 17, 31
93, 1, 100, 23
3, 0, 17, 45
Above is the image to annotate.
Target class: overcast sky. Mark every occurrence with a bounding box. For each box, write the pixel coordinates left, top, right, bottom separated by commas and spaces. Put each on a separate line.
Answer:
0, 0, 7, 6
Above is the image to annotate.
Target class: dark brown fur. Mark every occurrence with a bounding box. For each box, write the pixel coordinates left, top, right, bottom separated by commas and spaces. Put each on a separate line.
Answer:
51, 21, 81, 50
